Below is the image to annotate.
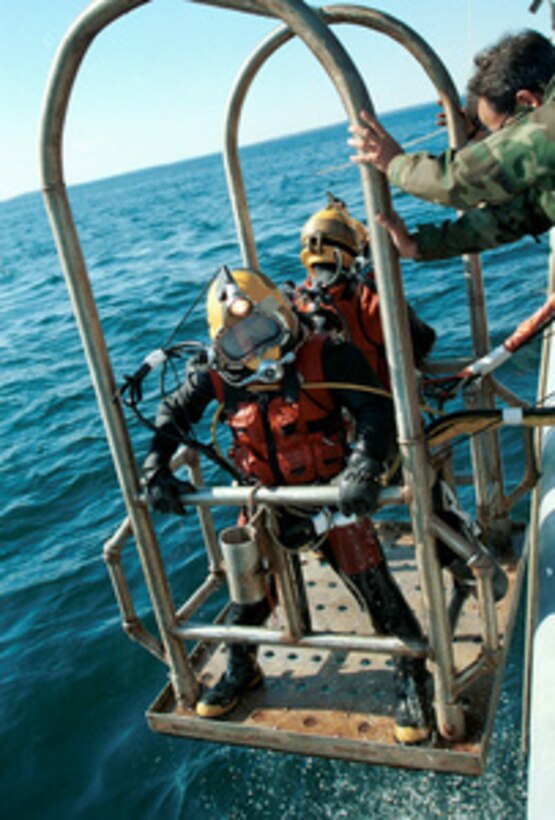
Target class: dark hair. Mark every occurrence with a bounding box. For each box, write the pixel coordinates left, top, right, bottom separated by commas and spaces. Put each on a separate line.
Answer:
467, 30, 555, 114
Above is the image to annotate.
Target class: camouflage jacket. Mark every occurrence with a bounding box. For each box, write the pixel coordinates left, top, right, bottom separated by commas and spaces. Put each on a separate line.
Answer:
387, 77, 555, 259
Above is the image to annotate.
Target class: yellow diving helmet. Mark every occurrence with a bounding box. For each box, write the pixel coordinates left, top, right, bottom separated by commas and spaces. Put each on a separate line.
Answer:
207, 266, 300, 384
300, 193, 368, 282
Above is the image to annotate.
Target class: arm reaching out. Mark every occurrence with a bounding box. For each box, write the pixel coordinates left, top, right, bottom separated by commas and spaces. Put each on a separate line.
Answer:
348, 110, 404, 172
376, 211, 418, 259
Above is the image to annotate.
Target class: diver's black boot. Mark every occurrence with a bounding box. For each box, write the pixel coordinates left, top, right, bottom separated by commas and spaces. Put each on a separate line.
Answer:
393, 657, 432, 745
196, 599, 269, 719
347, 563, 432, 744
196, 644, 263, 718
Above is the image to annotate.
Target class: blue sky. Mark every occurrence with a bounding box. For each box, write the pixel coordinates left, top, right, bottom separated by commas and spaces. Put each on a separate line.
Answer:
1, 0, 551, 202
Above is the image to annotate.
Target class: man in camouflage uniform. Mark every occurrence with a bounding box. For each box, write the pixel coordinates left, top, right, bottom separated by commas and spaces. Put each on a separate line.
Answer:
348, 30, 555, 260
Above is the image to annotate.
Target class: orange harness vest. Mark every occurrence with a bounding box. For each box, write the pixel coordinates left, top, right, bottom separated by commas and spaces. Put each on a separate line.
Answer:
295, 280, 390, 390
210, 335, 347, 486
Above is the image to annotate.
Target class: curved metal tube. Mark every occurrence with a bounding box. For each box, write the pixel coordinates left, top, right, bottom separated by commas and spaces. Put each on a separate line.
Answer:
39, 0, 198, 707
40, 0, 477, 738
230, 0, 462, 740
225, 0, 469, 739
224, 4, 466, 267
224, 4, 507, 552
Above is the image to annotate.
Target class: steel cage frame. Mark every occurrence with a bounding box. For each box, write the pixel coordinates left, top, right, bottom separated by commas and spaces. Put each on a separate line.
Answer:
39, 0, 523, 741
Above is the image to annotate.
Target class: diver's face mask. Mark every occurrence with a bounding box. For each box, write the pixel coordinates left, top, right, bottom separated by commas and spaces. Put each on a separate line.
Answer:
218, 312, 283, 362
214, 310, 294, 385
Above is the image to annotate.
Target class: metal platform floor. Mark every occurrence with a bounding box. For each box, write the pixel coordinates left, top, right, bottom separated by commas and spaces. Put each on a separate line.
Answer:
147, 523, 524, 775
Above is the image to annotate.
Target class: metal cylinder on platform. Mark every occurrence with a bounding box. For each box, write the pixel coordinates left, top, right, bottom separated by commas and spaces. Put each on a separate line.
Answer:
220, 525, 267, 605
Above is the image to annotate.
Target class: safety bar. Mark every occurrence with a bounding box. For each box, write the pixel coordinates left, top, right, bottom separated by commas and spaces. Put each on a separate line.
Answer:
173, 623, 428, 658
177, 483, 406, 508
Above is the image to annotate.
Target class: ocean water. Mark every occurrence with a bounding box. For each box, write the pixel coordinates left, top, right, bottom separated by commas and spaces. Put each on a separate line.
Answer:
0, 103, 550, 819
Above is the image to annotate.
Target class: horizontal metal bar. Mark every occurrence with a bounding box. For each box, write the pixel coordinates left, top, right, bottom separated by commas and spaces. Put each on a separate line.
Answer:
174, 623, 427, 658
430, 515, 492, 566
177, 484, 406, 508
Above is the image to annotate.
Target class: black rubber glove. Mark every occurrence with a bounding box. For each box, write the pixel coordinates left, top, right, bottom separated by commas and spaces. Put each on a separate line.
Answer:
144, 466, 194, 516
338, 452, 382, 517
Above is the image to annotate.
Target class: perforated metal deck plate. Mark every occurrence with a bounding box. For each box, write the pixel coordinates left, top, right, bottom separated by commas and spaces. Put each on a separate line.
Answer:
147, 523, 524, 774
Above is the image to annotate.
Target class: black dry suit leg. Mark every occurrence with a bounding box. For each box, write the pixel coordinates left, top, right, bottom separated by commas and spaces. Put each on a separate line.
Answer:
324, 520, 432, 745
348, 563, 432, 745
195, 598, 270, 719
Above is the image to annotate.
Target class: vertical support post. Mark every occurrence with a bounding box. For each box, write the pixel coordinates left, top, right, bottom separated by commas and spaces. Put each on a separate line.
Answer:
462, 257, 511, 554
257, 0, 464, 740
39, 0, 198, 708
184, 448, 222, 573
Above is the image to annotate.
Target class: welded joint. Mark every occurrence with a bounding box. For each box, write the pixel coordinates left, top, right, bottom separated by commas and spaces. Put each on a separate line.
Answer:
436, 702, 466, 741
123, 616, 166, 662
103, 517, 133, 562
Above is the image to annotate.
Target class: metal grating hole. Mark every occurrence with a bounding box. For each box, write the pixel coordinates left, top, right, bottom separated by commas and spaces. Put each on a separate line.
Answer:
311, 654, 322, 663
360, 658, 372, 667
287, 652, 298, 660
264, 650, 275, 658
